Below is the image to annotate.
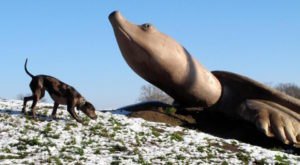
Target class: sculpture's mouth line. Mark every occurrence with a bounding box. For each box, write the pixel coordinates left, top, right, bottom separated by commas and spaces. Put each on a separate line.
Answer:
117, 26, 132, 42
114, 22, 150, 58
109, 11, 135, 44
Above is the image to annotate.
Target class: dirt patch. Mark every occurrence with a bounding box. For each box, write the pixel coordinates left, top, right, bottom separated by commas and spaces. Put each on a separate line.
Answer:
129, 108, 196, 126
120, 104, 300, 154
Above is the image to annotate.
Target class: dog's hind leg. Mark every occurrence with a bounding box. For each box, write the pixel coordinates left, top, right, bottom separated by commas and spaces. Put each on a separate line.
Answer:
51, 102, 59, 119
22, 96, 34, 113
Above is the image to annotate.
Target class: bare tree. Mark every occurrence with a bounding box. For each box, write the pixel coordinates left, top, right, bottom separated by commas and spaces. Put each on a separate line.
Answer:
275, 83, 300, 99
16, 94, 25, 100
138, 84, 173, 104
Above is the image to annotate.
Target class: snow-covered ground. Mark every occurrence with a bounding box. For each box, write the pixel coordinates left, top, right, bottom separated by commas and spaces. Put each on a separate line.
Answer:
0, 99, 299, 164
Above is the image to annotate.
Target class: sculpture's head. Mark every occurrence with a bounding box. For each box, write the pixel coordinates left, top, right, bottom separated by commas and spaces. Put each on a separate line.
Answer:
109, 11, 186, 81
109, 11, 221, 107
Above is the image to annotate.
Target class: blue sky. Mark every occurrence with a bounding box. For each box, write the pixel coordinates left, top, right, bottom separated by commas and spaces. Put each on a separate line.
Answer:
0, 1, 299, 109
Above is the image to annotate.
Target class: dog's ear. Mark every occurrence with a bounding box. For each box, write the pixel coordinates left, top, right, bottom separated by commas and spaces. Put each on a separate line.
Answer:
79, 98, 86, 107
82, 99, 87, 105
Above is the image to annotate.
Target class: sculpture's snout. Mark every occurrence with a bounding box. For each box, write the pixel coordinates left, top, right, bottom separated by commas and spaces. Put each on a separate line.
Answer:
109, 11, 123, 24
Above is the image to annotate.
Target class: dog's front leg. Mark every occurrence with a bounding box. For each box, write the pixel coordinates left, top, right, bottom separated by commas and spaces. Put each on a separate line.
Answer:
51, 102, 59, 119
31, 98, 38, 119
67, 105, 83, 123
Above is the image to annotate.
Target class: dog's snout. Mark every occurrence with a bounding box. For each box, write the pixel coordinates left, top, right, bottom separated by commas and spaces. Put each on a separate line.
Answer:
92, 115, 97, 120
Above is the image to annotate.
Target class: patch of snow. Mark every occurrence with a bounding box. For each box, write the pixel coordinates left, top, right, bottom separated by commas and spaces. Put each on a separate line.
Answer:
0, 99, 299, 164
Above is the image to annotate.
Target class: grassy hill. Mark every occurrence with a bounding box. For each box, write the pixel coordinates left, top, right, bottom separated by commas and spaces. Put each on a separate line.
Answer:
0, 99, 299, 164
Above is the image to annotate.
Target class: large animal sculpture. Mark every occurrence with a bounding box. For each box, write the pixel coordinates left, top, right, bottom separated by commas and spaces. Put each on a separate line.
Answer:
109, 11, 300, 148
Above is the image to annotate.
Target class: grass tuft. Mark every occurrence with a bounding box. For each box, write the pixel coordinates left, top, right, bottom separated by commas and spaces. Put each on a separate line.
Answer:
170, 132, 184, 141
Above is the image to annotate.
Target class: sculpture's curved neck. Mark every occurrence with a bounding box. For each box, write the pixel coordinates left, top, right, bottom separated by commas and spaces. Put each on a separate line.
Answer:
109, 11, 222, 107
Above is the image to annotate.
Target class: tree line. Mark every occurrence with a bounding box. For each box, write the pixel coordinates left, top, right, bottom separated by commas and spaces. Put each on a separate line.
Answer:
138, 83, 300, 103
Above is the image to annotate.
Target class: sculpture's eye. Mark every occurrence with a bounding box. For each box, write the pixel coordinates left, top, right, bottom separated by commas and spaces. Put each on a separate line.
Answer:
141, 23, 152, 31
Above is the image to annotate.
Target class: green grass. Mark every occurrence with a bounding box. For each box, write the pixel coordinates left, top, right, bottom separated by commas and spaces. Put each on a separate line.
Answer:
221, 161, 229, 165
42, 109, 49, 116
137, 153, 151, 165
197, 146, 205, 152
135, 135, 141, 146
59, 153, 75, 162
164, 107, 177, 115
109, 145, 127, 153
14, 137, 41, 147
65, 137, 77, 145
170, 132, 184, 141
49, 156, 63, 165
82, 116, 91, 125
94, 148, 101, 155
61, 146, 84, 156
275, 155, 290, 165
89, 123, 116, 138
0, 152, 29, 160
254, 158, 267, 165
110, 161, 121, 165
89, 123, 104, 132
176, 154, 185, 160
64, 122, 78, 131
236, 152, 251, 164
42, 123, 52, 134
151, 127, 161, 137
0, 155, 22, 160
109, 117, 122, 125
1, 147, 11, 153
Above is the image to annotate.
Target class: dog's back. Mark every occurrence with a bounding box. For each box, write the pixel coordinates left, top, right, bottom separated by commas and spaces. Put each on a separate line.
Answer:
42, 75, 82, 99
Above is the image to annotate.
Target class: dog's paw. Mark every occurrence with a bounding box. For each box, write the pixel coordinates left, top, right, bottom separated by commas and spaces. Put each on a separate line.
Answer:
75, 118, 83, 124
51, 115, 57, 120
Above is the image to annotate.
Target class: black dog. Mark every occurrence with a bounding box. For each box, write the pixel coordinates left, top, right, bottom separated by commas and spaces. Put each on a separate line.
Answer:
22, 59, 97, 123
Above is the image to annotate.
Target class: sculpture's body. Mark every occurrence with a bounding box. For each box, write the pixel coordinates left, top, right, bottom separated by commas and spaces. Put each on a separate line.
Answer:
109, 11, 300, 148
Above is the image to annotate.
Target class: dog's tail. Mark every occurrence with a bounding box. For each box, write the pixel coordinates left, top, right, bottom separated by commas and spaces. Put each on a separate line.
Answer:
24, 58, 34, 78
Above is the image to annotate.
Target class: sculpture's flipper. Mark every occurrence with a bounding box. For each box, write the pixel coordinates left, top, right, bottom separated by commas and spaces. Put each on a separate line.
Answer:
237, 99, 300, 147
213, 71, 300, 148
212, 71, 300, 114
